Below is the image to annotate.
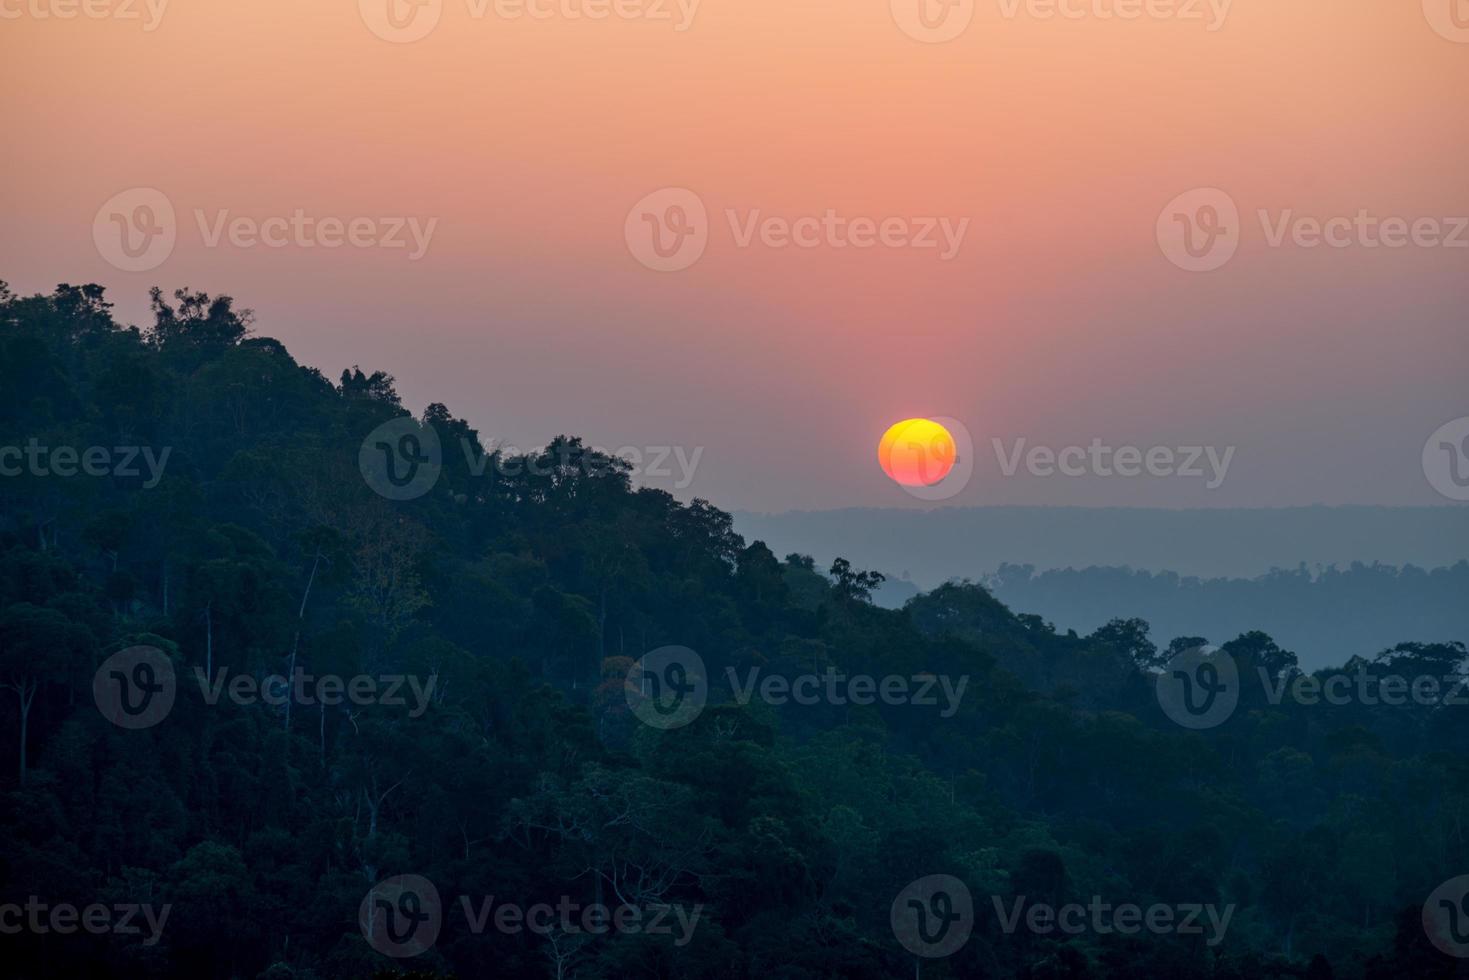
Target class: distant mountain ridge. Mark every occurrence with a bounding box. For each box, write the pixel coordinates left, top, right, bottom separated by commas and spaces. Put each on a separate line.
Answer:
736, 506, 1469, 669
734, 505, 1469, 586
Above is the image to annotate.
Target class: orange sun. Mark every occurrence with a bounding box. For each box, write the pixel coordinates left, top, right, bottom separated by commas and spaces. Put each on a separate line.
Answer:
879, 418, 958, 487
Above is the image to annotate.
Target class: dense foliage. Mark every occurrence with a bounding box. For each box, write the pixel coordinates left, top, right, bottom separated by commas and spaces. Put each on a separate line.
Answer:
982, 561, 1469, 669
1, 282, 1466, 979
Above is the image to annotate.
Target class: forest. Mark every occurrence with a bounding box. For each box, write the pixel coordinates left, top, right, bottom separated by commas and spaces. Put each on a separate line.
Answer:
0, 281, 1466, 979
980, 562, 1469, 669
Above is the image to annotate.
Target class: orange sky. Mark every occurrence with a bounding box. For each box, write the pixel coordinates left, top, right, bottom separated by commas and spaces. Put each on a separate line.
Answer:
2, 0, 1466, 510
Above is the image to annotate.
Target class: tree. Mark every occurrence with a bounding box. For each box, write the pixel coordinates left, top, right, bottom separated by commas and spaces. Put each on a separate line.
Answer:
1090, 617, 1159, 669
0, 603, 92, 784
829, 558, 885, 604
149, 286, 251, 351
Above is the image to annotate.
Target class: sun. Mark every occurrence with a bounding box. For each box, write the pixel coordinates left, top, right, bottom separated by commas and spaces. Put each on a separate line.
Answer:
879, 418, 958, 487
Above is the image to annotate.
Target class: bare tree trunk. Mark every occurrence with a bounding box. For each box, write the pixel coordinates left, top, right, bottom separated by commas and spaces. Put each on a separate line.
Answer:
363, 770, 407, 843
598, 586, 607, 664
11, 681, 36, 786
285, 551, 323, 732
19, 689, 30, 784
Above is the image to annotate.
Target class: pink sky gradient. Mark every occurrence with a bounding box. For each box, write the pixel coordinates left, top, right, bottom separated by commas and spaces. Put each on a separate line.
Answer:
2, 0, 1466, 511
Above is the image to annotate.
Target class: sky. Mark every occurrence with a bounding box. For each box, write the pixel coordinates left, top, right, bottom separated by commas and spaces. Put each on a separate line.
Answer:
2, 0, 1466, 513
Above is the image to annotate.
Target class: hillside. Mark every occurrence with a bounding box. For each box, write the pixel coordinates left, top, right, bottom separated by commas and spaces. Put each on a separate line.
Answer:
1, 282, 1466, 979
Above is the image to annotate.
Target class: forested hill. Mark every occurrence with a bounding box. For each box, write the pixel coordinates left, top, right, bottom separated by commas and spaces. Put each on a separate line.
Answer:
1, 282, 1467, 979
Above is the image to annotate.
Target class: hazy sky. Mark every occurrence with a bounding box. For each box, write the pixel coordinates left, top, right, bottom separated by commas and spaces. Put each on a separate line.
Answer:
3, 0, 1466, 512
